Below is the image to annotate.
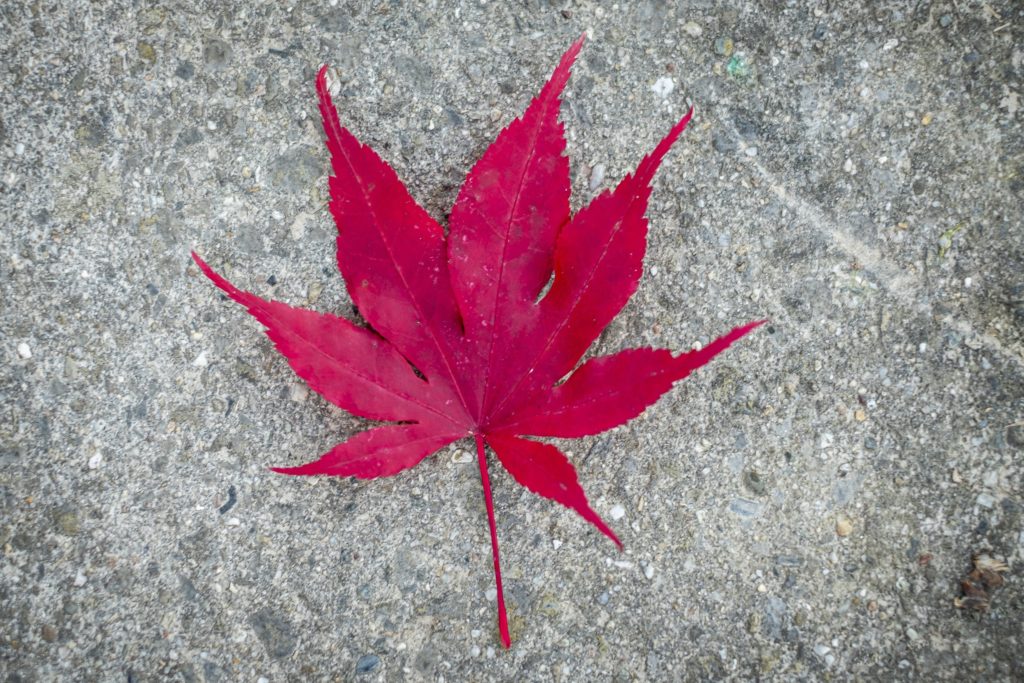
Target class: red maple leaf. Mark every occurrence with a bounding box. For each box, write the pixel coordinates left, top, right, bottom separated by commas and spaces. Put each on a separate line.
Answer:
192, 35, 763, 648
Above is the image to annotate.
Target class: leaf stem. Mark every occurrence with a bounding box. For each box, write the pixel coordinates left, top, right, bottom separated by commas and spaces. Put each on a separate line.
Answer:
475, 433, 511, 648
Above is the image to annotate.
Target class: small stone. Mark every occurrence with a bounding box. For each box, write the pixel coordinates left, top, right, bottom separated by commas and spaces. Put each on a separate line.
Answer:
651, 77, 674, 98
175, 61, 195, 80
646, 651, 660, 677
774, 554, 804, 567
589, 164, 606, 191
683, 21, 703, 37
176, 127, 203, 148
939, 14, 952, 28
88, 453, 103, 469
727, 54, 751, 80
1006, 424, 1024, 449
977, 492, 996, 509
597, 591, 610, 605
306, 281, 323, 304
54, 507, 80, 535
833, 475, 863, 506
249, 608, 297, 659
743, 470, 767, 496
289, 211, 311, 240
355, 654, 380, 674
203, 39, 232, 70
835, 517, 853, 537
74, 570, 87, 586
643, 564, 655, 580
729, 498, 762, 518
217, 486, 238, 515
712, 133, 737, 154
609, 504, 626, 521
843, 158, 856, 174
137, 41, 156, 64
192, 351, 208, 368
288, 382, 308, 403
17, 342, 31, 359
40, 625, 58, 642
713, 37, 734, 57
813, 644, 831, 658
920, 112, 933, 126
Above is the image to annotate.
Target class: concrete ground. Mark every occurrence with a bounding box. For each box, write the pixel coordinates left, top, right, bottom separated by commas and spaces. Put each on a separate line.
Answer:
2, 1, 1022, 680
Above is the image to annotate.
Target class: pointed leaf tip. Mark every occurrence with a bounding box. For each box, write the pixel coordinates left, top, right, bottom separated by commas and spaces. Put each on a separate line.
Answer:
315, 64, 329, 90
487, 434, 621, 548
633, 106, 695, 185
565, 31, 586, 60
191, 250, 242, 299
271, 425, 462, 480
316, 45, 473, 423
448, 33, 587, 420
499, 319, 765, 438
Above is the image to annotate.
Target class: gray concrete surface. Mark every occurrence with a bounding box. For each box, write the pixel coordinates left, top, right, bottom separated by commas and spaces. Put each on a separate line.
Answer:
2, 1, 1023, 680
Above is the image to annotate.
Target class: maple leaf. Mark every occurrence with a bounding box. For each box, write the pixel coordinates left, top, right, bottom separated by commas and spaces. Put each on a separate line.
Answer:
192, 35, 763, 648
